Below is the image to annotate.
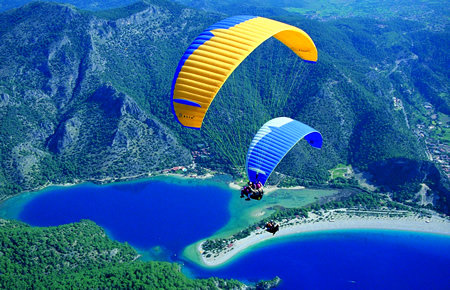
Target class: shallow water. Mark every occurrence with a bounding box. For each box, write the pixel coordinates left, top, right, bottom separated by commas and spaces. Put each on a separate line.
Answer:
1, 177, 449, 289
183, 230, 450, 289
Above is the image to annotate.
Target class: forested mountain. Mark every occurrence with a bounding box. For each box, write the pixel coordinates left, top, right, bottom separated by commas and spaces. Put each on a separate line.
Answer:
173, 0, 449, 26
0, 1, 197, 196
0, 0, 448, 212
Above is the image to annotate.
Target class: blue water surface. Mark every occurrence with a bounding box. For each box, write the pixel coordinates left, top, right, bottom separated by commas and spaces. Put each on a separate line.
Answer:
184, 230, 450, 289
15, 178, 231, 254
1, 178, 449, 289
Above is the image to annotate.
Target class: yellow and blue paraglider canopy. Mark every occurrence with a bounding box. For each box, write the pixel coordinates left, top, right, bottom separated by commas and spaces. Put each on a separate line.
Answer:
246, 117, 323, 186
171, 15, 318, 129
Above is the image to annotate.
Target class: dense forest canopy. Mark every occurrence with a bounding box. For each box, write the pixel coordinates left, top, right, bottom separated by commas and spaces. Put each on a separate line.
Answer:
0, 0, 448, 213
0, 219, 246, 288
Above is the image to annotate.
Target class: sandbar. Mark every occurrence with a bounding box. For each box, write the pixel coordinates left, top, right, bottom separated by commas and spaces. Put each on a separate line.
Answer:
196, 209, 450, 267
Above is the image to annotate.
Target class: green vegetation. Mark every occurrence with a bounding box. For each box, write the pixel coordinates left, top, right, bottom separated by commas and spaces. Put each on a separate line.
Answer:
0, 0, 448, 212
173, 0, 448, 28
202, 189, 429, 253
329, 164, 353, 180
0, 0, 448, 286
0, 0, 137, 12
90, 2, 153, 20
0, 219, 246, 289
428, 112, 450, 145
282, 0, 448, 24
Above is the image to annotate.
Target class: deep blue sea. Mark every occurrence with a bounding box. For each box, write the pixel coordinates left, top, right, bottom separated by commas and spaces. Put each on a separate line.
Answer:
1, 177, 449, 289
184, 230, 450, 289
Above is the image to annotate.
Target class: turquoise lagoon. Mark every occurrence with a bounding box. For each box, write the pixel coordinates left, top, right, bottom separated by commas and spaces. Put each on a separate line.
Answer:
0, 176, 449, 289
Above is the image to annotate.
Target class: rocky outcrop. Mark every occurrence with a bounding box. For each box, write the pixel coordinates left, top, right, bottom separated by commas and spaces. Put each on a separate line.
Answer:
48, 116, 82, 154
43, 82, 191, 179
0, 2, 194, 197
0, 93, 9, 107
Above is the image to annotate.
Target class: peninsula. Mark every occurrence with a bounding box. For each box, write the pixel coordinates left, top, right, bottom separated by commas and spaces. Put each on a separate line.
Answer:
196, 208, 450, 267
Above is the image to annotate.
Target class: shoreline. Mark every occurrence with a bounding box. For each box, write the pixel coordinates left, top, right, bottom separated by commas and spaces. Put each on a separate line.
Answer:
0, 170, 221, 204
1, 169, 311, 205
195, 209, 450, 267
3, 172, 449, 270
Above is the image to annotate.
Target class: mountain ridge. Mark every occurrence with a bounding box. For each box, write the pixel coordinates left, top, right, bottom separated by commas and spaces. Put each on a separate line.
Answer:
0, 0, 448, 213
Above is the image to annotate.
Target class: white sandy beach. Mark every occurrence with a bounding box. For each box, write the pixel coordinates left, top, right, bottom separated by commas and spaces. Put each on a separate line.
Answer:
198, 209, 450, 267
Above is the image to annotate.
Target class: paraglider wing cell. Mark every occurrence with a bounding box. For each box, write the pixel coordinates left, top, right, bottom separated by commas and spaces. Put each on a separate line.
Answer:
246, 117, 323, 186
171, 15, 318, 129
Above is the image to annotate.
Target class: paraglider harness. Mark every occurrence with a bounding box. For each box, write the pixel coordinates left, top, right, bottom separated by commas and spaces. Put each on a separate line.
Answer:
265, 221, 279, 235
249, 190, 263, 200
240, 174, 264, 201
241, 186, 263, 200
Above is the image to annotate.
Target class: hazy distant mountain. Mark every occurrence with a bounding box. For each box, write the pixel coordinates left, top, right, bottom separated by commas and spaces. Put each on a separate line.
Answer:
0, 0, 448, 212
6, 0, 448, 25
173, 0, 449, 26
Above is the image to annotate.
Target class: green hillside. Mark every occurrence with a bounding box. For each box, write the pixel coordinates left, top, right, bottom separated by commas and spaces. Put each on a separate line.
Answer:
0, 0, 448, 214
0, 219, 247, 288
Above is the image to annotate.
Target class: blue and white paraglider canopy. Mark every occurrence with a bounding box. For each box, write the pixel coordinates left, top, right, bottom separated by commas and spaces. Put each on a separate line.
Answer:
246, 117, 323, 186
